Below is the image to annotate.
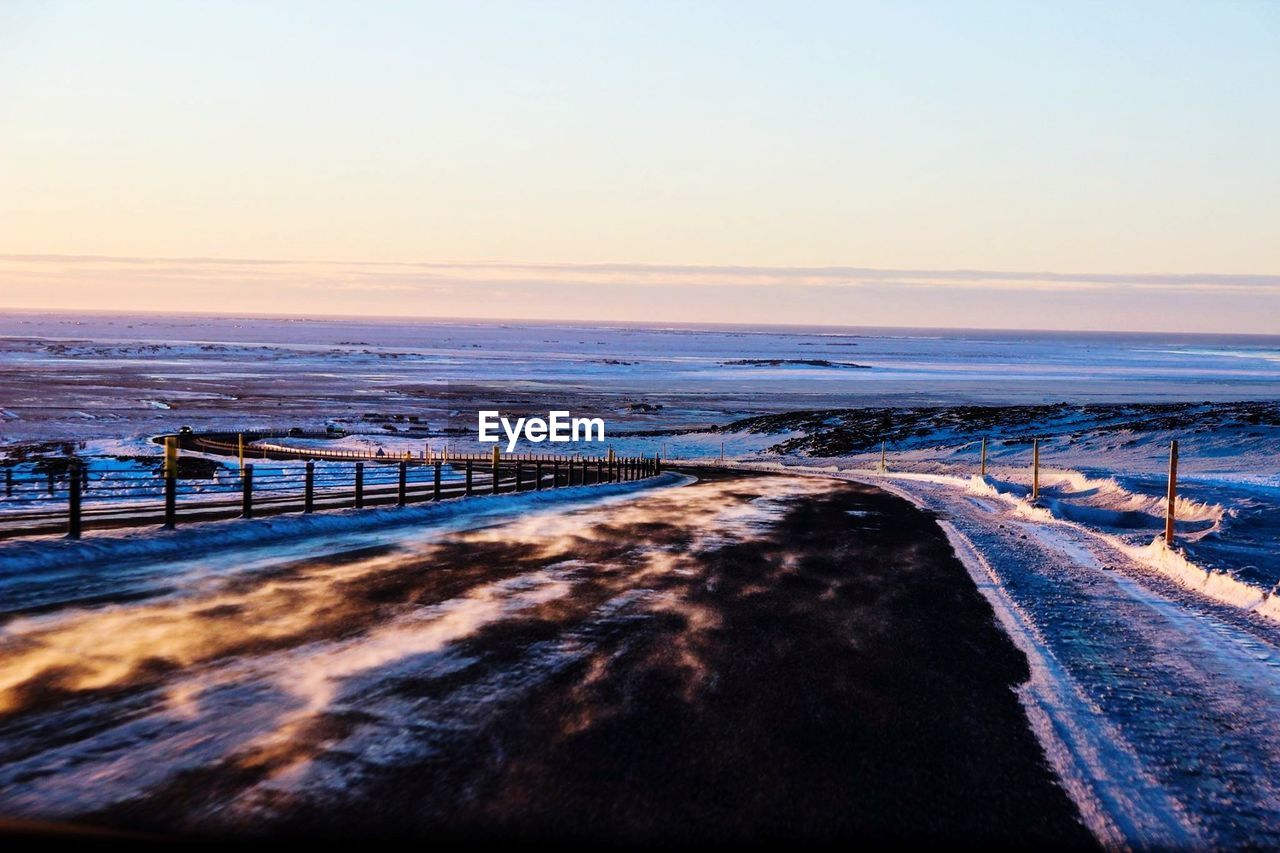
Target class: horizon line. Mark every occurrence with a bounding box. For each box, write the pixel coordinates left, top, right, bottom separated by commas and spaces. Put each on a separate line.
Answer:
4, 304, 1279, 340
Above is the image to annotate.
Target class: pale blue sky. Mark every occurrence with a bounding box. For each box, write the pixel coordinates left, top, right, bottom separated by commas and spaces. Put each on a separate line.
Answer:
1, 1, 1278, 331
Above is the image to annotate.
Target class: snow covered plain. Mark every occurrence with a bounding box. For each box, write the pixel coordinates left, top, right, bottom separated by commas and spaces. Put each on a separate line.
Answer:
3, 311, 1280, 844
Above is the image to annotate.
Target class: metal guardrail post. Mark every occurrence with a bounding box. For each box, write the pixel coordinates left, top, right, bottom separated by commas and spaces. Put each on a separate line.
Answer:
433, 460, 442, 500
242, 463, 254, 518
398, 461, 407, 506
355, 462, 364, 508
67, 460, 82, 540
304, 461, 315, 513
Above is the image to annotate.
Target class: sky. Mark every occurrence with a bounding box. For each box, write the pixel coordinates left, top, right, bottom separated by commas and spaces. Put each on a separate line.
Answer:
1, 0, 1278, 332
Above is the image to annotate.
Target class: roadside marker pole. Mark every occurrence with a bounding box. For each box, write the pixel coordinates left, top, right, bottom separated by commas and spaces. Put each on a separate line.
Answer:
980, 437, 987, 477
67, 460, 82, 540
1032, 439, 1040, 501
1165, 439, 1179, 545
238, 433, 245, 473
163, 435, 178, 530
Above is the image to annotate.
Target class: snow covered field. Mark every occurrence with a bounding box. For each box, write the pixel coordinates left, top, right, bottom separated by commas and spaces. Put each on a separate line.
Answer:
2, 313, 1277, 623
3, 312, 1280, 843
4, 311, 1280, 445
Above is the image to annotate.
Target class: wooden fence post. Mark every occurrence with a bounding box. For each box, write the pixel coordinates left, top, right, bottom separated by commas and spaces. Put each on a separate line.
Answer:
304, 461, 315, 513
597, 458, 604, 484
433, 460, 442, 500
5, 466, 13, 498
980, 437, 987, 478
515, 461, 524, 492
1165, 439, 1179, 545
242, 463, 254, 518
536, 461, 543, 490
67, 459, 82, 539
466, 460, 474, 496
355, 462, 364, 508
398, 460, 407, 506
492, 446, 501, 495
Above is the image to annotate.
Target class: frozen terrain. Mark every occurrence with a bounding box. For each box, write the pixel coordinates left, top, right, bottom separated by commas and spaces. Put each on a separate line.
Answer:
4, 310, 1280, 446
3, 311, 1280, 844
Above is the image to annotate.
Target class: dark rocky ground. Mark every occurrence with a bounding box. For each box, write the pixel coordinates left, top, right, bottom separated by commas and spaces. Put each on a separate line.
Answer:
711, 401, 1280, 456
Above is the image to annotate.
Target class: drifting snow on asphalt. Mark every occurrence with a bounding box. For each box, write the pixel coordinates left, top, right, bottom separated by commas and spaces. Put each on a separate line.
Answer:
843, 469, 1280, 848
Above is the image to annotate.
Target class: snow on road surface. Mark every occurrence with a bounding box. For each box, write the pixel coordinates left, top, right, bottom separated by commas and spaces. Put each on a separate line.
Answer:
829, 469, 1280, 848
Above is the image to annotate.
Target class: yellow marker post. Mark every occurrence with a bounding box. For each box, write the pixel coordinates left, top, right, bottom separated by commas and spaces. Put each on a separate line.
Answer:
163, 435, 178, 529
237, 432, 245, 473
164, 435, 178, 479
980, 437, 987, 478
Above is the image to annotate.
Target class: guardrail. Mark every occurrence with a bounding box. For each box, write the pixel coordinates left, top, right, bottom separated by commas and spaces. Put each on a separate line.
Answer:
0, 432, 662, 541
